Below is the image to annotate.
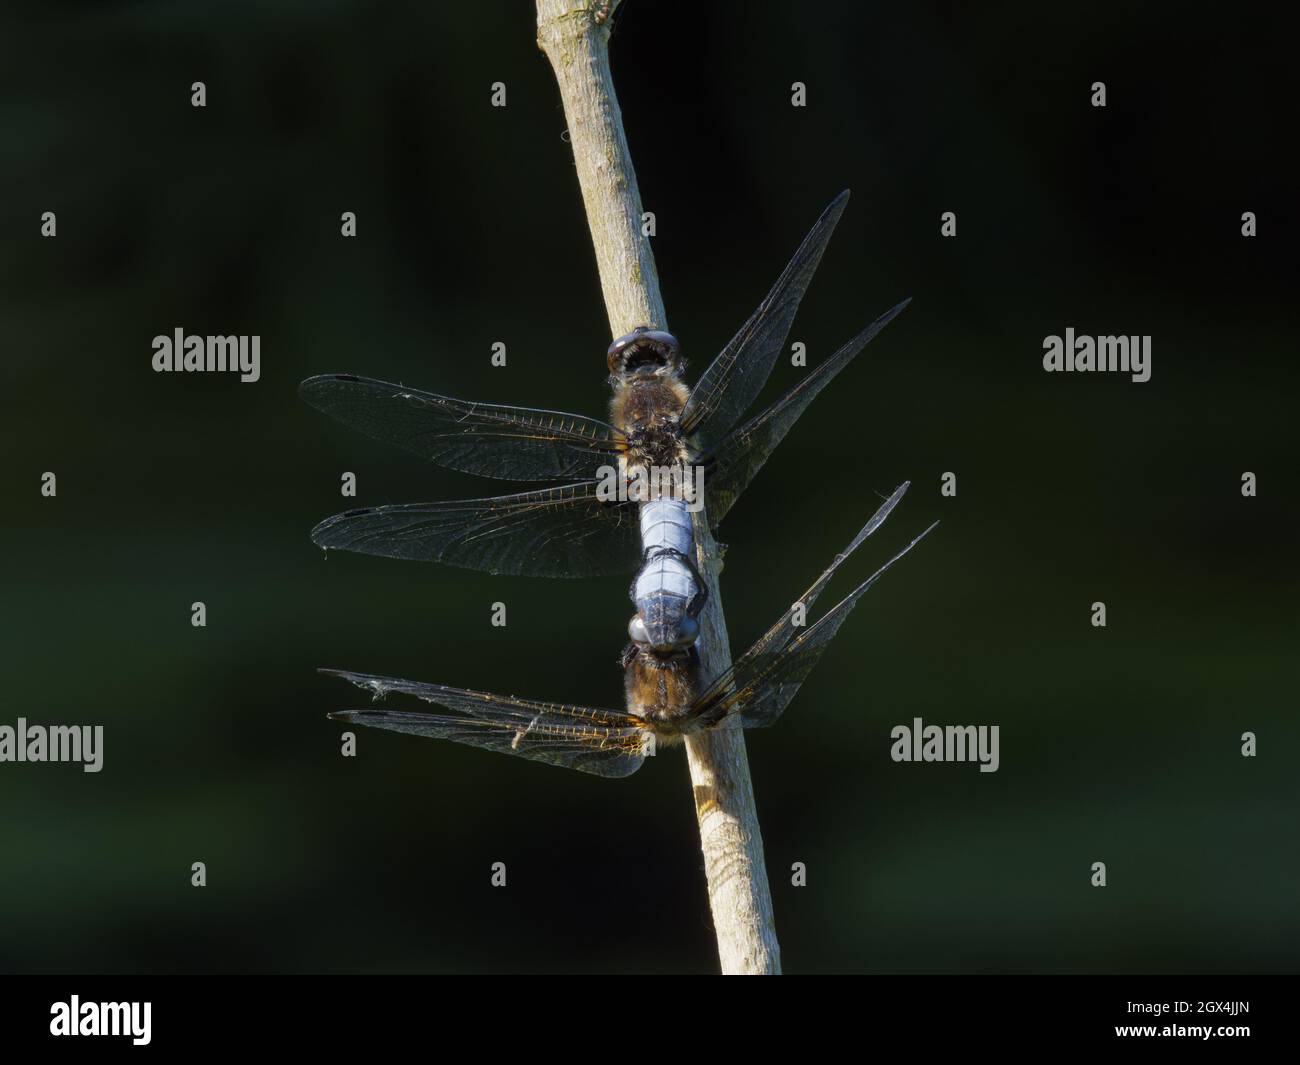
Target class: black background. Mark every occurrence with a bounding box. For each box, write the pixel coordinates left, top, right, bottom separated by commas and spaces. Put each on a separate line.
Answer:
1, 0, 1294, 974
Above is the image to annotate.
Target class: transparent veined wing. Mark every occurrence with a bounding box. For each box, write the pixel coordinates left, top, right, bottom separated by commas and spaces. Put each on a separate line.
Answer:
687, 498, 936, 730
680, 190, 850, 452
323, 669, 649, 778
721, 482, 909, 665
300, 374, 625, 481
703, 298, 910, 525
309, 482, 641, 578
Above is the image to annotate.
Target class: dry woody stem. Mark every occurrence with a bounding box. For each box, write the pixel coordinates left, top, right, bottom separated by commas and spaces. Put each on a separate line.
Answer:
536, 0, 780, 974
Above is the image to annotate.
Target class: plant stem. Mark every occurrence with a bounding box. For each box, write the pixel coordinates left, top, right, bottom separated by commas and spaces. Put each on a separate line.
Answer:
535, 0, 780, 975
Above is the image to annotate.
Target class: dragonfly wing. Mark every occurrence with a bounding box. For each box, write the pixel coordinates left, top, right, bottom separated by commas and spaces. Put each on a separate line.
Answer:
689, 509, 936, 730
680, 191, 851, 451
704, 299, 910, 525
309, 481, 641, 578
300, 374, 624, 481
728, 482, 910, 665
323, 669, 648, 778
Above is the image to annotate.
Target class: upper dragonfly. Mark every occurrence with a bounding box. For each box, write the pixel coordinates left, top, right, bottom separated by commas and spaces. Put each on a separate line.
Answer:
300, 191, 908, 650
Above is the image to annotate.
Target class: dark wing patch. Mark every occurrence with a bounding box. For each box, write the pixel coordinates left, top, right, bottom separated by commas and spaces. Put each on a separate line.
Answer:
309, 482, 641, 578
680, 191, 850, 451
300, 374, 624, 481
323, 669, 648, 778
703, 299, 911, 524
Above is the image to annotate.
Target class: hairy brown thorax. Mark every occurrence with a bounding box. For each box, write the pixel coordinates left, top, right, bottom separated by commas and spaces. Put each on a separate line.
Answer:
621, 642, 702, 740
609, 375, 692, 469
605, 326, 693, 472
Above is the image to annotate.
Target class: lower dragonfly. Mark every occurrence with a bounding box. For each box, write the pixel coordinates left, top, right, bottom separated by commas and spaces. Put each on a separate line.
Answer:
324, 483, 934, 776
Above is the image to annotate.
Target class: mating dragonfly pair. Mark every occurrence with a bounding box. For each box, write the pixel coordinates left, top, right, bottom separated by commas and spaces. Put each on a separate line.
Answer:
302, 190, 934, 777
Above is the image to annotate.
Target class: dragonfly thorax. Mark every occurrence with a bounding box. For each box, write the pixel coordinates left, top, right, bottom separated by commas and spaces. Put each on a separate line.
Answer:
622, 643, 703, 738
622, 424, 689, 471
610, 377, 690, 467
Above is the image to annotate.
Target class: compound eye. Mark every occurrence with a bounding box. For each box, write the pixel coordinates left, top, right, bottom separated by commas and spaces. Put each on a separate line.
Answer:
607, 328, 644, 359
640, 331, 682, 369
628, 615, 651, 645
607, 328, 647, 372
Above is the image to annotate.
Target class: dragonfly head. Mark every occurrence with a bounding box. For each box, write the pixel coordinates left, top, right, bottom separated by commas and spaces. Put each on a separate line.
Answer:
607, 327, 682, 379
628, 611, 699, 653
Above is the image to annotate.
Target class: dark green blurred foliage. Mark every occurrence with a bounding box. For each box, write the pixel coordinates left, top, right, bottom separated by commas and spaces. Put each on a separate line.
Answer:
1, 1, 1294, 973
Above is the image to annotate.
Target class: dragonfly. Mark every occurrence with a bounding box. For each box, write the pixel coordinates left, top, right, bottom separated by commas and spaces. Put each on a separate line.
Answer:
300, 190, 910, 653
325, 483, 935, 776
